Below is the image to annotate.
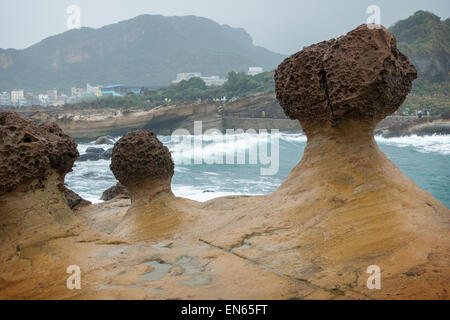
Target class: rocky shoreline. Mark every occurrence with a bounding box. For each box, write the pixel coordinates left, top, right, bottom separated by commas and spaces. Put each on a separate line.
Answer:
14, 97, 449, 140
1, 25, 449, 300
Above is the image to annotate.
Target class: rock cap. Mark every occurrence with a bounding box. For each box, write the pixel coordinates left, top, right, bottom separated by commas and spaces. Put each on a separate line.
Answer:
275, 24, 417, 131
110, 130, 174, 187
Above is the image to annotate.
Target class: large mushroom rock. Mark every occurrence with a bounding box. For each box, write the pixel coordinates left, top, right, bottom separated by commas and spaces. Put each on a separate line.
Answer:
109, 130, 196, 241
198, 25, 449, 299
270, 25, 449, 297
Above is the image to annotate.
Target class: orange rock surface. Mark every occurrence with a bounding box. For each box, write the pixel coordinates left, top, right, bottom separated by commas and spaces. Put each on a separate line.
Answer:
1, 25, 449, 300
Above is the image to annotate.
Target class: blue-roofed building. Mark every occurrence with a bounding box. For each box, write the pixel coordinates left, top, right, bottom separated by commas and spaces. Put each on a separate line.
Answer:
101, 84, 142, 97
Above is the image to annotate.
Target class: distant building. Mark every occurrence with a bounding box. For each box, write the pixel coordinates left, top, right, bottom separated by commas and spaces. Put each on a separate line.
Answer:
247, 67, 264, 76
38, 94, 49, 106
11, 90, 24, 103
86, 83, 102, 97
0, 92, 11, 106
52, 96, 67, 106
172, 73, 227, 86
46, 89, 58, 104
101, 84, 142, 97
71, 87, 85, 97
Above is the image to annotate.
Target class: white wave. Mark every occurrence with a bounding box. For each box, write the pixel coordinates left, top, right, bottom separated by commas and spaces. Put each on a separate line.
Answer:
165, 132, 306, 164
375, 134, 450, 155
172, 185, 261, 202
278, 132, 307, 142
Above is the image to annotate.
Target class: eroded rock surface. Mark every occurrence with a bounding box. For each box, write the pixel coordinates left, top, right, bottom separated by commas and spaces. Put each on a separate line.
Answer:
61, 185, 91, 210
0, 111, 79, 195
110, 130, 174, 188
275, 24, 417, 130
101, 182, 130, 201
1, 25, 448, 301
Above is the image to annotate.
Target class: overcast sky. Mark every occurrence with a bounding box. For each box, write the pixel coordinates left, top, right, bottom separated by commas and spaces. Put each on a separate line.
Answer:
1, 0, 449, 54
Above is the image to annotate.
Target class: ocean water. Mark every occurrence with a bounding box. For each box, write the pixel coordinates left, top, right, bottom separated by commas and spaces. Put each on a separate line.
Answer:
65, 133, 450, 208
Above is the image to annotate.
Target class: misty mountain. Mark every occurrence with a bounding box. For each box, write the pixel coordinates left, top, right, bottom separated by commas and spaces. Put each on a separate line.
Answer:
0, 14, 285, 93
389, 10, 449, 83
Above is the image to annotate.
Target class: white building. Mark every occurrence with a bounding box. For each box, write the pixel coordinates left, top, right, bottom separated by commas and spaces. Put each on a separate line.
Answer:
47, 89, 57, 100
247, 67, 264, 76
0, 92, 11, 106
71, 87, 85, 97
38, 94, 49, 106
11, 90, 24, 103
86, 83, 102, 97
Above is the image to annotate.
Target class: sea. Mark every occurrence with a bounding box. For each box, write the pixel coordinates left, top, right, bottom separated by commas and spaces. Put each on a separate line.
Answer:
66, 133, 450, 208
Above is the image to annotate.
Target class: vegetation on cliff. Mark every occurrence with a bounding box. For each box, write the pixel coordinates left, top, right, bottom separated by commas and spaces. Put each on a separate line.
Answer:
390, 11, 449, 114
389, 11, 449, 83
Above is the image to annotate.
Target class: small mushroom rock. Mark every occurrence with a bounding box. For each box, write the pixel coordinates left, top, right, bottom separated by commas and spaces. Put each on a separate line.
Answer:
109, 130, 185, 241
110, 129, 174, 201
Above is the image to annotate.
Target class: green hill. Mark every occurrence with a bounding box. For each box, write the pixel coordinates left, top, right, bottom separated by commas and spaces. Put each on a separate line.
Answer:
0, 14, 284, 94
390, 10, 449, 83
389, 11, 449, 114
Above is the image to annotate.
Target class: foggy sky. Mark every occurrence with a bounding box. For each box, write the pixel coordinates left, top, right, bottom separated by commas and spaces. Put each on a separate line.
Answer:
1, 0, 449, 55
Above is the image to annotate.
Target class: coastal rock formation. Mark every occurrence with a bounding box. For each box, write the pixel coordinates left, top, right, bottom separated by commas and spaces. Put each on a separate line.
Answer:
61, 185, 91, 210
197, 24, 449, 299
111, 130, 174, 194
101, 182, 130, 201
0, 111, 79, 195
77, 147, 112, 161
1, 25, 449, 300
109, 130, 196, 241
95, 135, 115, 145
275, 24, 417, 130
0, 112, 89, 293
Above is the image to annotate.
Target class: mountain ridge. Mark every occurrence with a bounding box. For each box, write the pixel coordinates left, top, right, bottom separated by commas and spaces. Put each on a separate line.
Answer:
0, 14, 285, 93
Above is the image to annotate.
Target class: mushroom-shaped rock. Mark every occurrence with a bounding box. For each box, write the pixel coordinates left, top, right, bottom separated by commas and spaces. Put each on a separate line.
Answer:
110, 130, 174, 201
265, 24, 450, 298
0, 111, 79, 195
275, 24, 417, 133
109, 130, 192, 241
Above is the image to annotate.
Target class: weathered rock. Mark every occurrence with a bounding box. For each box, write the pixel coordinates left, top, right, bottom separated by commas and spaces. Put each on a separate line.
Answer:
275, 24, 417, 132
1, 25, 448, 301
77, 146, 113, 162
101, 182, 130, 201
85, 147, 105, 154
77, 153, 102, 161
102, 147, 113, 158
108, 130, 182, 242
110, 130, 174, 188
61, 185, 91, 209
0, 111, 79, 195
95, 135, 115, 145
